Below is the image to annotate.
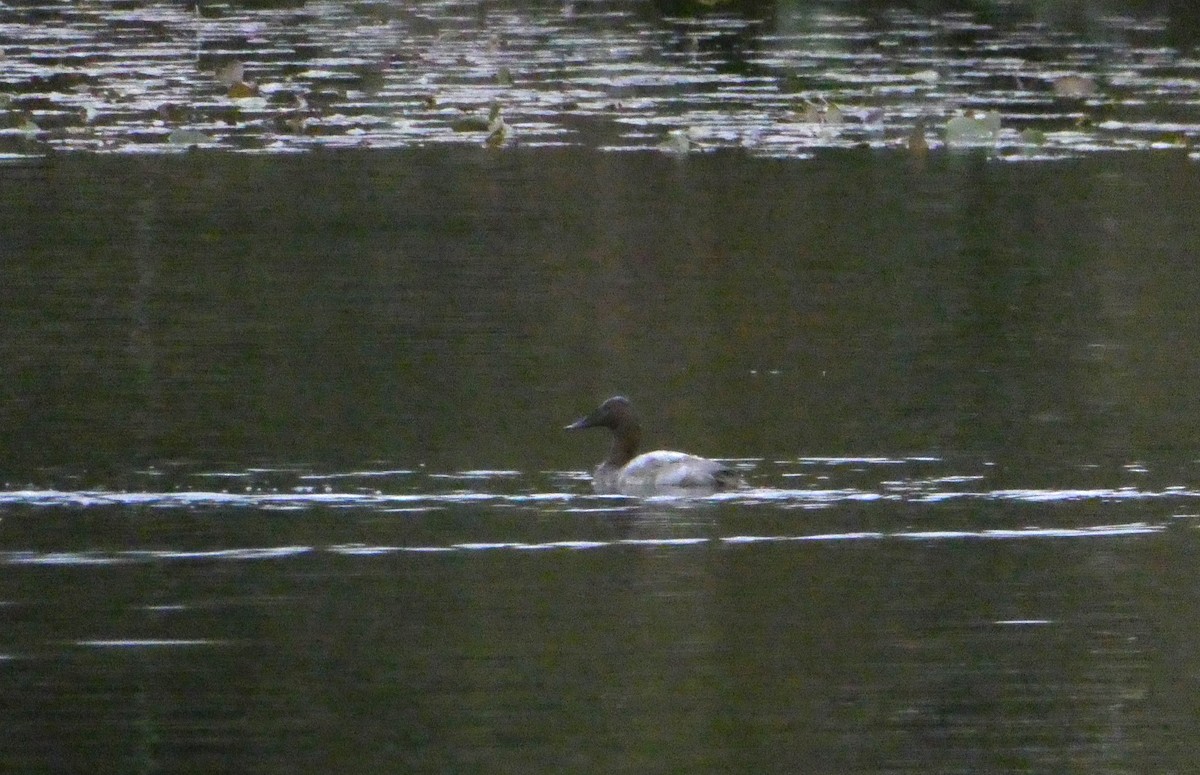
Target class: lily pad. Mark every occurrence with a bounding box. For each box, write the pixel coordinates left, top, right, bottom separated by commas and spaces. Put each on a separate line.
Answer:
452, 117, 491, 132
227, 81, 258, 99
167, 128, 210, 146
1052, 75, 1097, 98
1019, 128, 1047, 145
215, 61, 245, 87
945, 110, 1001, 147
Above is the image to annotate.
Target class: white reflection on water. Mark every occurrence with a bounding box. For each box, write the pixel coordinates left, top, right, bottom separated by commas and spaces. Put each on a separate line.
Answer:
74, 639, 229, 648
0, 482, 1197, 511
4, 547, 313, 565
0, 479, 1195, 515
0, 458, 1189, 566
0, 522, 1167, 566
0, 1, 1198, 157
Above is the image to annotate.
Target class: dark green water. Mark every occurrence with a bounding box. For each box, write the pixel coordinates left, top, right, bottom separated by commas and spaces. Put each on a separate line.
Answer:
6, 149, 1200, 474
4, 1, 1200, 771
3, 147, 1200, 773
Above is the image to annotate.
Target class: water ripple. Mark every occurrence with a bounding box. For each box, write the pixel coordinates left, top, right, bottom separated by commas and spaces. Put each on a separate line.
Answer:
74, 639, 229, 649
0, 522, 1166, 566
0, 483, 1196, 511
0, 2, 1195, 157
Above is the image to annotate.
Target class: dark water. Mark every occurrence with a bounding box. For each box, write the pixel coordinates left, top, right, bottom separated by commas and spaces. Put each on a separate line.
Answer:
4, 148, 1200, 773
5, 1, 1200, 770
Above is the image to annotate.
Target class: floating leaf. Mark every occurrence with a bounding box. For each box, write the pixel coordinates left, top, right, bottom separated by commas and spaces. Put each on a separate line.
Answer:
483, 104, 511, 146
167, 128, 210, 146
907, 119, 928, 155
214, 61, 245, 87
1052, 75, 1097, 98
1019, 128, 1047, 145
353, 64, 386, 93
797, 98, 843, 126
485, 119, 509, 147
17, 115, 40, 137
452, 116, 491, 132
227, 81, 258, 99
798, 101, 823, 123
861, 107, 885, 126
157, 102, 190, 122
658, 128, 695, 154
945, 110, 1001, 147
274, 113, 307, 134
452, 103, 507, 133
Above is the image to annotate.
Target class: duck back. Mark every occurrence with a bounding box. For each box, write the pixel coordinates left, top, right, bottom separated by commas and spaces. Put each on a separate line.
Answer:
567, 396, 742, 495
615, 450, 740, 492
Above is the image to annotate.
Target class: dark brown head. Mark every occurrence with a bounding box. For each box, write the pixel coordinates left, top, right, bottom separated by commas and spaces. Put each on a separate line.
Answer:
564, 396, 638, 431
565, 396, 642, 467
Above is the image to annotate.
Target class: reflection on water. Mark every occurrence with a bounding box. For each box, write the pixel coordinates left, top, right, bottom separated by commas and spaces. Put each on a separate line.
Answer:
1, 0, 1199, 157
2, 460, 1197, 771
2, 455, 1198, 770
0, 477, 1194, 772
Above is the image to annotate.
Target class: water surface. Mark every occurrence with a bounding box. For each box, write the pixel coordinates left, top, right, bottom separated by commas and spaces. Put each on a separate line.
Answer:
2, 0, 1200, 157
4, 8, 1200, 771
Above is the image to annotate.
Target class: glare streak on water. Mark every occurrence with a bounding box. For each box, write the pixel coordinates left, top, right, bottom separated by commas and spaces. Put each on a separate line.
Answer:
4, 547, 314, 565
925, 487, 1200, 503
0, 523, 1168, 566
1, 481, 1198, 511
74, 639, 228, 648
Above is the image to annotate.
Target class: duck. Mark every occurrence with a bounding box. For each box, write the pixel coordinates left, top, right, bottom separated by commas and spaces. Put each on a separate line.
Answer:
565, 396, 742, 494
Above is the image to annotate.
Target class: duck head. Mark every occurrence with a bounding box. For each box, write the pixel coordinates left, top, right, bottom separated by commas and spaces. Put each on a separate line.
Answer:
565, 396, 644, 468
564, 395, 638, 431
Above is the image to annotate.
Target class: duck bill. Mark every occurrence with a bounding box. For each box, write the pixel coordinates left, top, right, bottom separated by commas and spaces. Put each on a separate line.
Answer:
564, 416, 591, 431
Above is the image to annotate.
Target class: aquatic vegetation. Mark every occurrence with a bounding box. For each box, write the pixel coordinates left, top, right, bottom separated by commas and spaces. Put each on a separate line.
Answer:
485, 113, 511, 147
451, 116, 492, 132
945, 110, 1002, 148
1052, 74, 1099, 98
658, 128, 697, 154
452, 102, 505, 135
214, 61, 245, 88
166, 128, 212, 146
15, 113, 40, 137
0, 2, 1193, 157
227, 81, 258, 99
907, 118, 929, 156
1020, 128, 1047, 145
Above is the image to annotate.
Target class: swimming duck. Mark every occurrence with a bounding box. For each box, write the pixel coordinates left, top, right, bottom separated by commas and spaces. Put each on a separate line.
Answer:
565, 396, 741, 494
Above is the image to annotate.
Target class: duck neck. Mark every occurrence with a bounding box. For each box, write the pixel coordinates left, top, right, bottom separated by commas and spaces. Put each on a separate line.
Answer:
605, 420, 641, 468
